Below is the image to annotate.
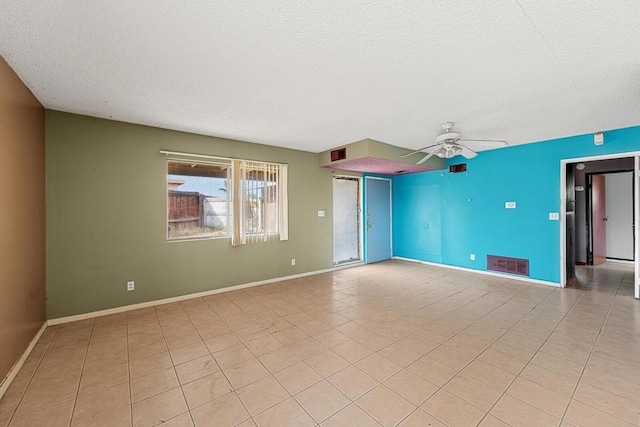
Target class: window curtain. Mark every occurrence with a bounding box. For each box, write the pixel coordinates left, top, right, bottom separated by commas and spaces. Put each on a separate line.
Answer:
278, 165, 288, 241
231, 160, 288, 246
231, 160, 244, 246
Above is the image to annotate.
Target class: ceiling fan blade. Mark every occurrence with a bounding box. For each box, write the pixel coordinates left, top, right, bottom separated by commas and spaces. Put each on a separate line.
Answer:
458, 144, 478, 159
416, 148, 440, 164
400, 144, 439, 158
458, 139, 508, 149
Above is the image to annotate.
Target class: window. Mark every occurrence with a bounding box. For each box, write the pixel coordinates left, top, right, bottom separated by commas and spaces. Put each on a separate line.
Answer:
232, 159, 288, 245
165, 153, 288, 244
167, 160, 231, 240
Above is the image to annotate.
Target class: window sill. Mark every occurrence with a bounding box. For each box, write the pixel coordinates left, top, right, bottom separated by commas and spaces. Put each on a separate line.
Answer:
167, 236, 231, 243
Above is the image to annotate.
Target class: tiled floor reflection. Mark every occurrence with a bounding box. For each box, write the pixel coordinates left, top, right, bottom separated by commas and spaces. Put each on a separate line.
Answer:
1, 260, 638, 426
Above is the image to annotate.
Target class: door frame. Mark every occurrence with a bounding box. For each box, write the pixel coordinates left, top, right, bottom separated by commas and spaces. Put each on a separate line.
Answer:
332, 174, 363, 265
585, 170, 635, 265
560, 151, 640, 297
364, 176, 393, 263
636, 156, 639, 299
585, 173, 606, 266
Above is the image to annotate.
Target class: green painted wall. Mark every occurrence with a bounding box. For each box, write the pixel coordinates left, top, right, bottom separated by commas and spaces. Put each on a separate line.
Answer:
46, 111, 334, 318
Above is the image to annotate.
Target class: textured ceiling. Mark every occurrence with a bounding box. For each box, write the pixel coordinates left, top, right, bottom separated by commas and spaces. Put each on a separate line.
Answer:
1, 1, 639, 153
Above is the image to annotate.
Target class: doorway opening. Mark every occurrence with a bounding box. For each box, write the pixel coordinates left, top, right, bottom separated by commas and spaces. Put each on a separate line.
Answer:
561, 153, 639, 299
586, 170, 634, 266
332, 176, 362, 265
565, 158, 634, 276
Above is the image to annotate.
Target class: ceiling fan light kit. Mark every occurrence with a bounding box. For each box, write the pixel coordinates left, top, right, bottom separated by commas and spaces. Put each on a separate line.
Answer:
434, 144, 463, 158
401, 122, 508, 164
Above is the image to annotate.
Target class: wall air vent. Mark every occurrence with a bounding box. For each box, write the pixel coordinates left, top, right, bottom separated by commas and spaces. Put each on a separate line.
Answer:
331, 148, 347, 162
449, 163, 467, 173
487, 255, 529, 276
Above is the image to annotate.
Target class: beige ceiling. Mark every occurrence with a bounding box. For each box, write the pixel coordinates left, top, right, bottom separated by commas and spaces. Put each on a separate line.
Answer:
1, 0, 639, 153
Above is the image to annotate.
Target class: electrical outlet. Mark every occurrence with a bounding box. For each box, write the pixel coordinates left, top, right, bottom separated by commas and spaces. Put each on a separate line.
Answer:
291, 258, 296, 266
470, 254, 475, 261
127, 281, 135, 291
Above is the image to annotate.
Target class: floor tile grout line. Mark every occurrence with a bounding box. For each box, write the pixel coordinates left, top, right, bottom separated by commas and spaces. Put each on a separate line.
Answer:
512, 270, 620, 423
364, 269, 572, 425
298, 275, 528, 423
381, 282, 570, 426
160, 303, 254, 420
154, 304, 202, 420
174, 300, 280, 424
505, 268, 625, 425
557, 271, 633, 425
189, 274, 370, 422
148, 305, 197, 427
192, 264, 624, 425
123, 315, 134, 427
6, 262, 635, 426
361, 275, 528, 356
68, 318, 95, 427
452, 287, 589, 426
291, 389, 350, 425
350, 384, 411, 426
187, 270, 483, 424
6, 325, 59, 425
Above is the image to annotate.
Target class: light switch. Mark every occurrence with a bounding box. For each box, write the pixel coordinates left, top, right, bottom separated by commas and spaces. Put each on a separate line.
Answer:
505, 202, 516, 209
317, 210, 325, 217
549, 212, 559, 220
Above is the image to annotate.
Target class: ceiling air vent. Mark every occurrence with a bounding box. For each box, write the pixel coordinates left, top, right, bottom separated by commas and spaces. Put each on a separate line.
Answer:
331, 148, 347, 162
449, 163, 467, 173
487, 255, 529, 276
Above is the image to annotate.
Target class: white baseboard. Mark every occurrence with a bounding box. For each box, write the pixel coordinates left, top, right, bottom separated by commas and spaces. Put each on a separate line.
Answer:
48, 262, 364, 326
0, 322, 47, 400
392, 256, 561, 288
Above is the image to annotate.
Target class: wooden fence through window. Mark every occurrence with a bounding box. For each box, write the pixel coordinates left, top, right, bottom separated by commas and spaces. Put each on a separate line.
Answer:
168, 190, 204, 230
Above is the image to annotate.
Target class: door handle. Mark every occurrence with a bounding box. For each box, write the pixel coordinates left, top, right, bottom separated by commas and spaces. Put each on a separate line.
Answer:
604, 217, 609, 221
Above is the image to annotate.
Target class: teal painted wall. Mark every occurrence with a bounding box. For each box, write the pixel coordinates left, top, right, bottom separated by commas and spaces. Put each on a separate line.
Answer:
392, 126, 640, 283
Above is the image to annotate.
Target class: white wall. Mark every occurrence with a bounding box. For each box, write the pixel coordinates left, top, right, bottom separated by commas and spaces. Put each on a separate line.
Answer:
605, 172, 634, 260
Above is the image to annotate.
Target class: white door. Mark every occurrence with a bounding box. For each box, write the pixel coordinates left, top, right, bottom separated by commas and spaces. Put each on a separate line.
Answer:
333, 177, 361, 264
604, 172, 634, 260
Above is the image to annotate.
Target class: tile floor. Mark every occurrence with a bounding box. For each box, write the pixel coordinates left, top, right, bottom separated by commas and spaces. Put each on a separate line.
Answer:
1, 260, 639, 426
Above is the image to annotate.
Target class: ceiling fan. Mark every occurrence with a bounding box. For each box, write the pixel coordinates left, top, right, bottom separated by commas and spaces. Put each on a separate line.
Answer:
401, 122, 508, 164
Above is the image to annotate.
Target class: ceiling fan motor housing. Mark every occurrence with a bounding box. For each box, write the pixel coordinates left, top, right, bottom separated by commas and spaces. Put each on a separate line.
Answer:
435, 131, 460, 144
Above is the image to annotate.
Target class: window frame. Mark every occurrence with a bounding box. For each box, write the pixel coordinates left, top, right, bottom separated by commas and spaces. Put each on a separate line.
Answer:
162, 151, 288, 244
165, 158, 233, 242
